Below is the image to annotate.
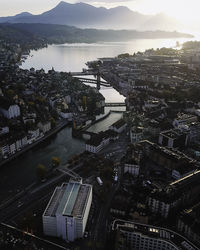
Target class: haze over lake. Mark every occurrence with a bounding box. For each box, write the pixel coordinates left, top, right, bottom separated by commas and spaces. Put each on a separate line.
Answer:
21, 38, 196, 103
21, 38, 195, 73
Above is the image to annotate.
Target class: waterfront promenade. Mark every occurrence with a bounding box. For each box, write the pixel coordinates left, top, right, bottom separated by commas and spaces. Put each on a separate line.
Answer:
0, 120, 69, 168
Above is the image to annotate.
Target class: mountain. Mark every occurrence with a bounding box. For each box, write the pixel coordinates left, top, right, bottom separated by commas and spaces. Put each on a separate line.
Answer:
0, 12, 32, 23
0, 1, 181, 31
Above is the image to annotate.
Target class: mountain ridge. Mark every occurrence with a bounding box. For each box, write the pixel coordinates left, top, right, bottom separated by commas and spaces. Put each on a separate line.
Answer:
0, 23, 193, 47
0, 1, 182, 31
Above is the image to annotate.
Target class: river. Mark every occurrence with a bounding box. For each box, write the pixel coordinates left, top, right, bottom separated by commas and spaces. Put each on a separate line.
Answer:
1, 38, 194, 199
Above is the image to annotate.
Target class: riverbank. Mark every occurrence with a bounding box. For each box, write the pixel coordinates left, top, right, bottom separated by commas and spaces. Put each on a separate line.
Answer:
0, 120, 69, 168
0, 40, 129, 203
100, 72, 127, 98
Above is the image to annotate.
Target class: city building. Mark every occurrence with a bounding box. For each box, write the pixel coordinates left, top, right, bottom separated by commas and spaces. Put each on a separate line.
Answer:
124, 160, 140, 177
147, 120, 160, 137
85, 133, 110, 153
187, 122, 200, 143
140, 140, 196, 178
43, 179, 92, 242
111, 219, 198, 250
158, 129, 188, 149
177, 203, 200, 247
0, 98, 20, 119
109, 119, 127, 133
0, 125, 9, 135
85, 130, 118, 153
38, 121, 51, 134
173, 113, 197, 128
148, 170, 200, 218
130, 126, 144, 144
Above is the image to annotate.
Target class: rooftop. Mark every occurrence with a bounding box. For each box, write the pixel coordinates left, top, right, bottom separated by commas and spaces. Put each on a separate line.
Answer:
160, 129, 184, 139
110, 119, 126, 129
112, 219, 199, 250
176, 113, 197, 121
43, 181, 92, 218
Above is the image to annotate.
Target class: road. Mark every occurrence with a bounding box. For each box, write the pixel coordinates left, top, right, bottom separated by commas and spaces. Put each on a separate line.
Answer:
94, 130, 129, 249
0, 129, 130, 250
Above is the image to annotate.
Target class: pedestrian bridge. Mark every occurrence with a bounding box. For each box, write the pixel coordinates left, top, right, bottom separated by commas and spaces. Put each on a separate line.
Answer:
71, 71, 97, 76
105, 102, 126, 107
74, 77, 110, 88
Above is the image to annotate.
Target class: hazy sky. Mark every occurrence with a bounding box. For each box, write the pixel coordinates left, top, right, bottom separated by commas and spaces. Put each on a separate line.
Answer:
1, 0, 200, 24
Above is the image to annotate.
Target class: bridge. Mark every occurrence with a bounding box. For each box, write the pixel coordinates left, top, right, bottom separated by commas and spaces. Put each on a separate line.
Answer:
105, 102, 126, 107
74, 76, 110, 89
71, 71, 97, 76
71, 70, 109, 90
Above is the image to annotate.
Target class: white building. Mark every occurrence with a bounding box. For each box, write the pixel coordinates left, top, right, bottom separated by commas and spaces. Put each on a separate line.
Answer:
28, 128, 40, 140
38, 121, 51, 134
0, 126, 9, 135
65, 95, 71, 104
148, 196, 170, 218
15, 138, 22, 151
0, 103, 20, 119
43, 179, 92, 242
130, 126, 143, 144
59, 111, 73, 120
21, 135, 28, 147
124, 162, 140, 177
9, 141, 16, 155
85, 134, 110, 154
0, 143, 9, 156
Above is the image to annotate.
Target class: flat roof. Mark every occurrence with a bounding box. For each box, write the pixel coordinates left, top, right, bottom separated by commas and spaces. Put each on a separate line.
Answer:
56, 182, 80, 216
161, 129, 183, 139
72, 185, 91, 218
43, 184, 67, 217
44, 181, 92, 218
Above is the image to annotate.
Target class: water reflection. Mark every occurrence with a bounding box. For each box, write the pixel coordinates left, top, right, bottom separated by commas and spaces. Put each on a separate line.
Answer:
21, 38, 194, 73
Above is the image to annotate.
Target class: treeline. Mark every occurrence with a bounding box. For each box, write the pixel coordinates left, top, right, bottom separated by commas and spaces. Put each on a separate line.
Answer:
0, 24, 47, 50
182, 41, 200, 50
0, 23, 193, 45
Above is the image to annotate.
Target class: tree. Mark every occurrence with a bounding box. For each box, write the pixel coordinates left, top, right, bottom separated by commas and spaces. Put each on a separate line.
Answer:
6, 89, 14, 98
118, 53, 130, 58
101, 166, 113, 180
20, 211, 35, 231
50, 117, 56, 128
51, 157, 61, 168
36, 164, 47, 180
82, 96, 87, 111
87, 94, 97, 115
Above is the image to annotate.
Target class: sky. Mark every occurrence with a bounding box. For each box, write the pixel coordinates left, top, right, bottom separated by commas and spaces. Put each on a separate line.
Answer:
1, 0, 200, 25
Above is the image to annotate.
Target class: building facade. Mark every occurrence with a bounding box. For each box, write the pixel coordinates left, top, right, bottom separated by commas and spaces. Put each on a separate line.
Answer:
112, 219, 198, 250
0, 104, 20, 119
43, 179, 92, 242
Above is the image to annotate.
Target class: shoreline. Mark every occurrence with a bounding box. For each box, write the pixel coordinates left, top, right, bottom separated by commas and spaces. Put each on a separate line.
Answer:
1, 42, 127, 169
0, 120, 69, 168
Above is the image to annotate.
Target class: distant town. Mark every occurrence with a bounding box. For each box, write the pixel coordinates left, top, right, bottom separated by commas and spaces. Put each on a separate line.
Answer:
0, 35, 200, 250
